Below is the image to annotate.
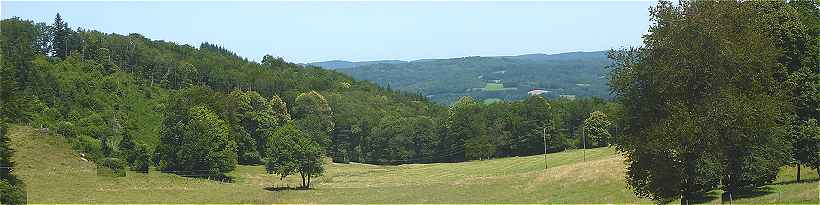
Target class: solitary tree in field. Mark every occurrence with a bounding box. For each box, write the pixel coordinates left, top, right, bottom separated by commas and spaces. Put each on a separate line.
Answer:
582, 111, 611, 147
265, 123, 324, 188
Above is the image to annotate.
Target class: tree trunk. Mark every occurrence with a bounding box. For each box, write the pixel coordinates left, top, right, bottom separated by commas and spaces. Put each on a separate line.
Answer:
796, 163, 801, 182
306, 174, 311, 189
301, 173, 306, 188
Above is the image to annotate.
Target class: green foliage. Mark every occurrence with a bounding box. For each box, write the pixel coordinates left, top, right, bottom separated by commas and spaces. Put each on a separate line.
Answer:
582, 111, 611, 147
794, 119, 820, 177
0, 14, 631, 174
294, 91, 334, 149
118, 132, 151, 173
118, 132, 136, 160
71, 135, 102, 161
367, 115, 437, 164
0, 179, 26, 205
608, 1, 810, 202
100, 135, 114, 157
2, 15, 451, 169
226, 90, 290, 164
265, 123, 324, 188
0, 121, 27, 204
130, 143, 152, 173
97, 157, 127, 177
51, 13, 69, 59
443, 96, 481, 161
155, 105, 237, 176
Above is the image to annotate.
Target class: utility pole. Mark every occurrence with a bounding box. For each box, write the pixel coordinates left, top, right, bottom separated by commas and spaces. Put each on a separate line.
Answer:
582, 127, 586, 162
543, 126, 548, 169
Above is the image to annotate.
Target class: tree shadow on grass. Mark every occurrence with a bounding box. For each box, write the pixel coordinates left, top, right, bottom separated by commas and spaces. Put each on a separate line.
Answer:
770, 178, 820, 186
684, 193, 719, 204
174, 173, 235, 183
722, 187, 775, 202
264, 186, 311, 192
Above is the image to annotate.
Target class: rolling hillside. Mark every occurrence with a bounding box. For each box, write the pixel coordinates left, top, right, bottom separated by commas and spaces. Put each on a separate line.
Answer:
305, 60, 407, 69
10, 125, 817, 204
316, 51, 612, 104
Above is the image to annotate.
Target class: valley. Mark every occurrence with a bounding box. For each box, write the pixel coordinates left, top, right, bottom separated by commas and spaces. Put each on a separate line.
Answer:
9, 125, 818, 204
310, 52, 611, 104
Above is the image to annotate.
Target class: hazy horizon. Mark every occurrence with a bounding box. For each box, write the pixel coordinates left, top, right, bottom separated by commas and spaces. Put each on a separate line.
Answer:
2, 1, 653, 63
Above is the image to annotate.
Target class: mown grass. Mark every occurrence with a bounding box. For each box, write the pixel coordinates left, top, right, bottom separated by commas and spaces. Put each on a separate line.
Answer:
9, 125, 819, 203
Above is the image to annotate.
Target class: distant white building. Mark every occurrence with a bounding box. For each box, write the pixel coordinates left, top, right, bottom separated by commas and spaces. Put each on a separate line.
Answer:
528, 89, 550, 96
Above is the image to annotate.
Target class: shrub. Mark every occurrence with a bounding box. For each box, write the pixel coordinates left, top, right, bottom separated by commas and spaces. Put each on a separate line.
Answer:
54, 121, 78, 138
72, 135, 102, 161
130, 144, 151, 173
96, 157, 126, 177
0, 180, 26, 205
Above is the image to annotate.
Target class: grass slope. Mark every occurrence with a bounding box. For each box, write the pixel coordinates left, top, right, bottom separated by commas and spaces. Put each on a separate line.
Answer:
10, 125, 819, 203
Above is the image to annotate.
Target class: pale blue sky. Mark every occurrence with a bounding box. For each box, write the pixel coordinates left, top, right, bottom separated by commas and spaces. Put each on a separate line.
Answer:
2, 1, 653, 63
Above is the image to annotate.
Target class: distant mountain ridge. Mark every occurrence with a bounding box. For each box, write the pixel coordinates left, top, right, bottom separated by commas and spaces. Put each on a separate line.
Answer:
308, 51, 611, 104
307, 51, 606, 69
305, 60, 407, 69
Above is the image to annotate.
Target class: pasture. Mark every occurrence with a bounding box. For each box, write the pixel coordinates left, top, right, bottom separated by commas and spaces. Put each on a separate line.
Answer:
9, 126, 818, 204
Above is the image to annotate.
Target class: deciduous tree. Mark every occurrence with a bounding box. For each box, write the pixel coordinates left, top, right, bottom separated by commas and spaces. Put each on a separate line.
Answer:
608, 1, 797, 202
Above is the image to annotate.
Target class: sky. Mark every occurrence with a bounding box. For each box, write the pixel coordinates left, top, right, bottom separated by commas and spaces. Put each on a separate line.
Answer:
2, 1, 654, 63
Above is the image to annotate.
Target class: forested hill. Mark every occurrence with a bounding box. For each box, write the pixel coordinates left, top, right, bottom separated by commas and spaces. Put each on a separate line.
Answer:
0, 15, 446, 164
1, 14, 621, 173
317, 51, 611, 104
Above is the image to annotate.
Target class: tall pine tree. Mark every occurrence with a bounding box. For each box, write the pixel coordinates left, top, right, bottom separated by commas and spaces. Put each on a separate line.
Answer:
51, 13, 68, 59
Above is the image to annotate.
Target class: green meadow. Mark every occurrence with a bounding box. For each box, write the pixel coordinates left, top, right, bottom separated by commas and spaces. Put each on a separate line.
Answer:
10, 126, 818, 204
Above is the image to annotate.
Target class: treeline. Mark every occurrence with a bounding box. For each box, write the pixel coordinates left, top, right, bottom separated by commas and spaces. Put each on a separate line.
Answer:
354, 95, 620, 164
0, 13, 621, 189
608, 0, 820, 203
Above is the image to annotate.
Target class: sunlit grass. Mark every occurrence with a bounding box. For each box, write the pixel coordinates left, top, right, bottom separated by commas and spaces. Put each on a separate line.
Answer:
9, 125, 818, 203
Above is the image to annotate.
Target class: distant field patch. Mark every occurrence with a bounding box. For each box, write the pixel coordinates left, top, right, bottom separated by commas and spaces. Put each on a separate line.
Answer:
484, 83, 504, 90
478, 83, 517, 92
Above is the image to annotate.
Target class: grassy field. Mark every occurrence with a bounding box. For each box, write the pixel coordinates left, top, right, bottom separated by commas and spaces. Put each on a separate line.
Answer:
9, 125, 819, 203
483, 83, 505, 91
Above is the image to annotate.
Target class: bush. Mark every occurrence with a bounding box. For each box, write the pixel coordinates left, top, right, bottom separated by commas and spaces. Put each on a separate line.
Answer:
154, 105, 237, 176
130, 144, 151, 173
54, 121, 78, 138
0, 179, 26, 205
71, 135, 102, 161
96, 157, 126, 177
